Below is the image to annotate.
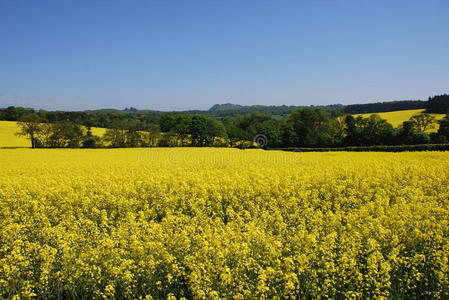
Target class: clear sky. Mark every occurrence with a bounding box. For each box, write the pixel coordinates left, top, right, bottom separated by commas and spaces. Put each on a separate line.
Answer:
1, 0, 448, 111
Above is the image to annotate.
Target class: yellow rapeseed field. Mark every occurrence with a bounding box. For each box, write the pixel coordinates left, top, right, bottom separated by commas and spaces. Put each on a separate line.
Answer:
0, 121, 31, 148
357, 109, 445, 130
0, 148, 448, 299
0, 121, 107, 148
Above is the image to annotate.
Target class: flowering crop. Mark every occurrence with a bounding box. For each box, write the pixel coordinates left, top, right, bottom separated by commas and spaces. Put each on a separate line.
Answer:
356, 109, 445, 130
0, 121, 30, 148
0, 148, 448, 299
0, 121, 106, 148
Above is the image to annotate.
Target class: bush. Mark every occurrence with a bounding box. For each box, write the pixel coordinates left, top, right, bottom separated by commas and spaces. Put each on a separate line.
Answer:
273, 144, 449, 152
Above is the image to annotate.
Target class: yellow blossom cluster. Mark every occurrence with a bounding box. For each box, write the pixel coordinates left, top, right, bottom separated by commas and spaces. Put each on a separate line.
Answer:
0, 148, 448, 299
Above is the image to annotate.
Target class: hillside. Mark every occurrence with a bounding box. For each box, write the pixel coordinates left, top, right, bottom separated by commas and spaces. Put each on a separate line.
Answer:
209, 103, 243, 111
357, 109, 445, 131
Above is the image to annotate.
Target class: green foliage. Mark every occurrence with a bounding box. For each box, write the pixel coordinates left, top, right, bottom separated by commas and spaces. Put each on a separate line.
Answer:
409, 113, 437, 131
287, 108, 337, 147
344, 114, 396, 146
16, 114, 47, 148
82, 135, 102, 148
425, 94, 449, 113
3, 106, 35, 121
189, 115, 226, 147
397, 121, 430, 145
344, 100, 425, 114
7, 95, 449, 149
53, 120, 85, 147
437, 113, 449, 139
276, 143, 449, 152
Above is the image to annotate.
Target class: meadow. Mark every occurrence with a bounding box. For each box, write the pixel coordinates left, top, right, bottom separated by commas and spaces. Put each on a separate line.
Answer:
0, 148, 448, 299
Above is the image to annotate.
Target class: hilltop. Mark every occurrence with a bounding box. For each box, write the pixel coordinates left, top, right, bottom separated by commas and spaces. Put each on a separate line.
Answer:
209, 103, 243, 111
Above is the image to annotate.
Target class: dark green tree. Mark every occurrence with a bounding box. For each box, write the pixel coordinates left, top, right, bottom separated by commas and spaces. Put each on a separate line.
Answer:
437, 113, 449, 140
172, 115, 192, 146
16, 114, 47, 148
397, 121, 430, 145
58, 120, 85, 147
189, 115, 226, 146
409, 113, 436, 132
159, 113, 178, 132
288, 108, 334, 147
223, 117, 247, 147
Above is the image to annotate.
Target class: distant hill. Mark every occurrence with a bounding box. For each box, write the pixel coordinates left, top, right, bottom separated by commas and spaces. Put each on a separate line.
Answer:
209, 103, 243, 111
3, 96, 448, 124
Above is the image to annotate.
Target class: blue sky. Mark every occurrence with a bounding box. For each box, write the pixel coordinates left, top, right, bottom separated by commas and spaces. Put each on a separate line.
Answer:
1, 0, 448, 111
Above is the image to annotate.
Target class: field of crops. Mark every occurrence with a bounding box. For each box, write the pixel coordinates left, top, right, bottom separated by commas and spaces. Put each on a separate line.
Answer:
0, 121, 31, 148
357, 109, 445, 130
0, 121, 107, 148
0, 148, 448, 299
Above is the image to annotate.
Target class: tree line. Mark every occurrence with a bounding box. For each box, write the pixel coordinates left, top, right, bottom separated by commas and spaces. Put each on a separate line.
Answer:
14, 107, 449, 149
343, 100, 426, 114
2, 94, 448, 126
425, 94, 449, 113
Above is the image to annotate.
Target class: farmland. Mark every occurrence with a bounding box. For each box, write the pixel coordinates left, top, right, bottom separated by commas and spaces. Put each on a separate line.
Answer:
0, 121, 106, 148
0, 148, 448, 298
0, 121, 30, 148
357, 109, 445, 130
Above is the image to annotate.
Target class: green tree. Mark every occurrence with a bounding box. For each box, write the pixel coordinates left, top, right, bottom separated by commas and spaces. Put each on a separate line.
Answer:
146, 124, 161, 147
56, 120, 85, 147
157, 132, 177, 147
16, 114, 47, 148
437, 113, 449, 140
397, 120, 430, 145
4, 106, 34, 121
253, 119, 282, 148
104, 129, 126, 147
288, 108, 333, 147
409, 113, 436, 132
280, 119, 297, 147
103, 120, 128, 147
358, 115, 396, 146
159, 113, 178, 132
172, 115, 192, 146
344, 115, 360, 146
344, 115, 396, 146
223, 117, 247, 147
82, 133, 102, 148
189, 115, 226, 146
